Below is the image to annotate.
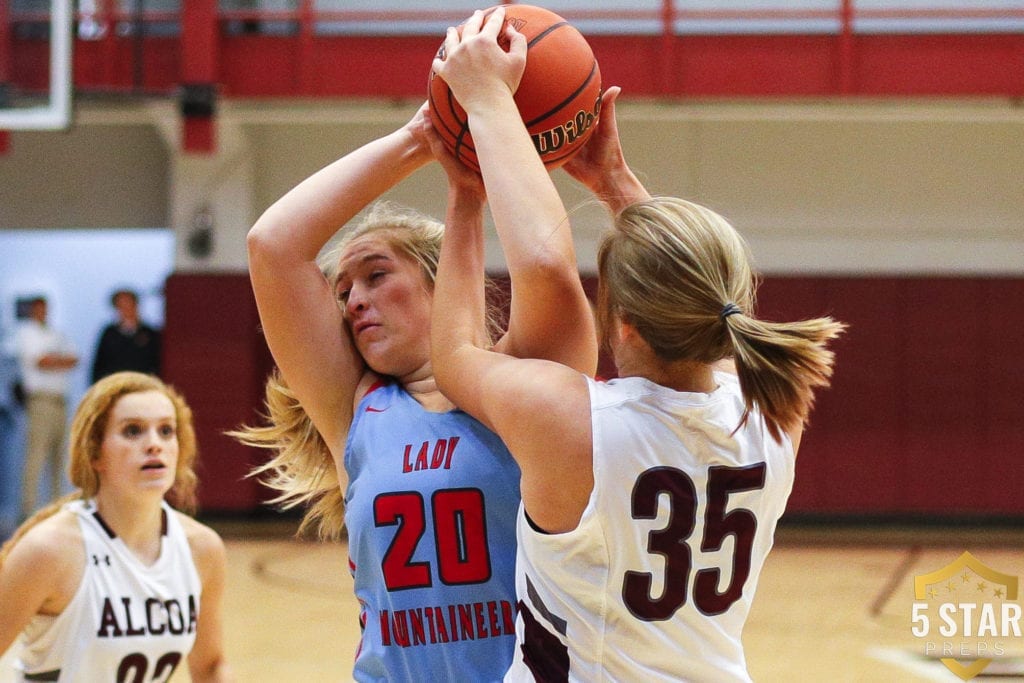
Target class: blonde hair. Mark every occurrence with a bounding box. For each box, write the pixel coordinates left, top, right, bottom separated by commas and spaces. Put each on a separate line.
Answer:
1, 372, 199, 565
231, 371, 343, 540
235, 201, 502, 540
321, 200, 445, 294
598, 197, 845, 441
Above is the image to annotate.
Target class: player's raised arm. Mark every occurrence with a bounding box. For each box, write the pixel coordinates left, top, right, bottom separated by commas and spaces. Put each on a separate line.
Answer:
432, 8, 597, 375
430, 8, 595, 533
246, 108, 434, 451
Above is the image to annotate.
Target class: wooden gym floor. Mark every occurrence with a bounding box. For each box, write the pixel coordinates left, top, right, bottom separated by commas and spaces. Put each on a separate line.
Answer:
2, 522, 1022, 682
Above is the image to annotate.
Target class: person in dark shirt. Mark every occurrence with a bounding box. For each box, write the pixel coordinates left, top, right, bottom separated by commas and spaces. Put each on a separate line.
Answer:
91, 289, 162, 382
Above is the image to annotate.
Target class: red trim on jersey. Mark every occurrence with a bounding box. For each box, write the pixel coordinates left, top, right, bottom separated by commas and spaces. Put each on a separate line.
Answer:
364, 378, 388, 396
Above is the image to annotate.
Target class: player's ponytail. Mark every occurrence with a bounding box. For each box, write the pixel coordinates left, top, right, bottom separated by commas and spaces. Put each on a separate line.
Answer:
722, 311, 844, 442
600, 196, 844, 443
230, 371, 347, 540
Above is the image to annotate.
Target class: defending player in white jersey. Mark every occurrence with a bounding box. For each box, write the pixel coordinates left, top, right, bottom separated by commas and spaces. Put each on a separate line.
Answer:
430, 10, 845, 681
0, 371, 231, 682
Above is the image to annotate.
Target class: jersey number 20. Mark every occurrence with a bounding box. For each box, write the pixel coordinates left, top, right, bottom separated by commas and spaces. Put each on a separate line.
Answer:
623, 463, 767, 621
375, 488, 491, 590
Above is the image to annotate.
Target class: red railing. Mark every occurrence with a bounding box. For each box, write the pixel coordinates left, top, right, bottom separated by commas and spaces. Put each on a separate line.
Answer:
3, 1, 1024, 99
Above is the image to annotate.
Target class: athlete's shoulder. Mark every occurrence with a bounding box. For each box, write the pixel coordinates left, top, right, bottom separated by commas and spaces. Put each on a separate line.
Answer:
176, 512, 227, 582
176, 513, 225, 556
2, 508, 85, 609
9, 508, 82, 564
587, 375, 653, 406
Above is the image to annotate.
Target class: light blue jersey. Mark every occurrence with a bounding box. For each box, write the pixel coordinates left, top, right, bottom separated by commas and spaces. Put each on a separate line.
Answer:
345, 380, 521, 682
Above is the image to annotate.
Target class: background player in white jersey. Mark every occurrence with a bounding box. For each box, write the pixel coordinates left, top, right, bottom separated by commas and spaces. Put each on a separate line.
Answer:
231, 66, 597, 679
0, 371, 231, 682
430, 10, 845, 681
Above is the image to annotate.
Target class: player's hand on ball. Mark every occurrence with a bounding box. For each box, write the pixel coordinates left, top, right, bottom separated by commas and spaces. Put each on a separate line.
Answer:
561, 86, 624, 190
422, 108, 487, 203
433, 8, 526, 111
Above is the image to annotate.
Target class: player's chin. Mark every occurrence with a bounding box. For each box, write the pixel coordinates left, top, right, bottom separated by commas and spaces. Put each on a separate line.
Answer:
359, 339, 401, 373
369, 354, 425, 381
137, 472, 175, 493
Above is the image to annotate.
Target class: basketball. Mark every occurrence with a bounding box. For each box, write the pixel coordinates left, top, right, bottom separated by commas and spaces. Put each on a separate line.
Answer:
428, 4, 603, 172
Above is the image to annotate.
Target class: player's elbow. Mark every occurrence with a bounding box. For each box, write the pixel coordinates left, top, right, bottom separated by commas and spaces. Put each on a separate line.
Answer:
521, 245, 577, 282
246, 219, 275, 261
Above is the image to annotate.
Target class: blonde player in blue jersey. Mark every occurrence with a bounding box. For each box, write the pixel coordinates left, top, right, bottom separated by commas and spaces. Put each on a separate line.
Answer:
232, 52, 607, 679
0, 371, 231, 682
431, 9, 845, 682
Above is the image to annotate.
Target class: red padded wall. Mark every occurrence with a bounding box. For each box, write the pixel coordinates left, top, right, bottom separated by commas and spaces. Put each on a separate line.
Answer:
980, 278, 1024, 513
756, 276, 1023, 518
163, 273, 274, 513
163, 272, 1024, 518
755, 277, 907, 514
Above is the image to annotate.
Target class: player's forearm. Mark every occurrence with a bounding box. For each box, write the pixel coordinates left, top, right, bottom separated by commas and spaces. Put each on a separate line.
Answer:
467, 93, 574, 274
441, 187, 489, 350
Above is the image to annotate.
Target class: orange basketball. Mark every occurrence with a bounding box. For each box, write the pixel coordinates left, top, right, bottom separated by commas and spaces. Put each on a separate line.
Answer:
428, 4, 602, 172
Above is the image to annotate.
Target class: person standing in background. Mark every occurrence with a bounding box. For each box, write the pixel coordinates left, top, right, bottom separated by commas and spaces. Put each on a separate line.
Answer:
0, 334, 22, 541
15, 296, 79, 521
91, 288, 162, 382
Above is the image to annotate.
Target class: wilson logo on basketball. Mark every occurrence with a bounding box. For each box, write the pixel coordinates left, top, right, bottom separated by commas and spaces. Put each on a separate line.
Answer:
531, 95, 602, 158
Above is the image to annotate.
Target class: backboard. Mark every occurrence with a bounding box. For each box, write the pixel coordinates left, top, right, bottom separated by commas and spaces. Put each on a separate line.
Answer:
0, 0, 72, 130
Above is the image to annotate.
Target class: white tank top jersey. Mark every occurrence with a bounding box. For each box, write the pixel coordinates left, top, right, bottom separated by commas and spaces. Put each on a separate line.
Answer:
15, 499, 201, 683
506, 372, 796, 683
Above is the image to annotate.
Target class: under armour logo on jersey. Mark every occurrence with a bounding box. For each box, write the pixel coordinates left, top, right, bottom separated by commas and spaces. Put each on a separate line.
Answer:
92, 554, 111, 566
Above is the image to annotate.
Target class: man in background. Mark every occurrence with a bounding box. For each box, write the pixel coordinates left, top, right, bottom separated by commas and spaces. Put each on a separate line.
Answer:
91, 288, 162, 382
15, 296, 78, 519
0, 331, 22, 540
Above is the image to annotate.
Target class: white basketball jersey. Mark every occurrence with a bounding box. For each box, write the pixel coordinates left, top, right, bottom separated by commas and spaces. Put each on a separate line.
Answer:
16, 499, 201, 682
506, 373, 795, 682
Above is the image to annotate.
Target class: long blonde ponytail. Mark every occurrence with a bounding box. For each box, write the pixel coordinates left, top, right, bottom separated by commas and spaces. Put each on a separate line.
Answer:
600, 196, 844, 442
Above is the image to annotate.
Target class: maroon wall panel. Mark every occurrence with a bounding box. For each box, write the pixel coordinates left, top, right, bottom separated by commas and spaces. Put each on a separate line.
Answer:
160, 272, 1023, 518
981, 278, 1024, 513
163, 273, 275, 513
754, 276, 1024, 519
901, 278, 987, 513
758, 277, 905, 514
817, 278, 903, 513
754, 277, 832, 512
